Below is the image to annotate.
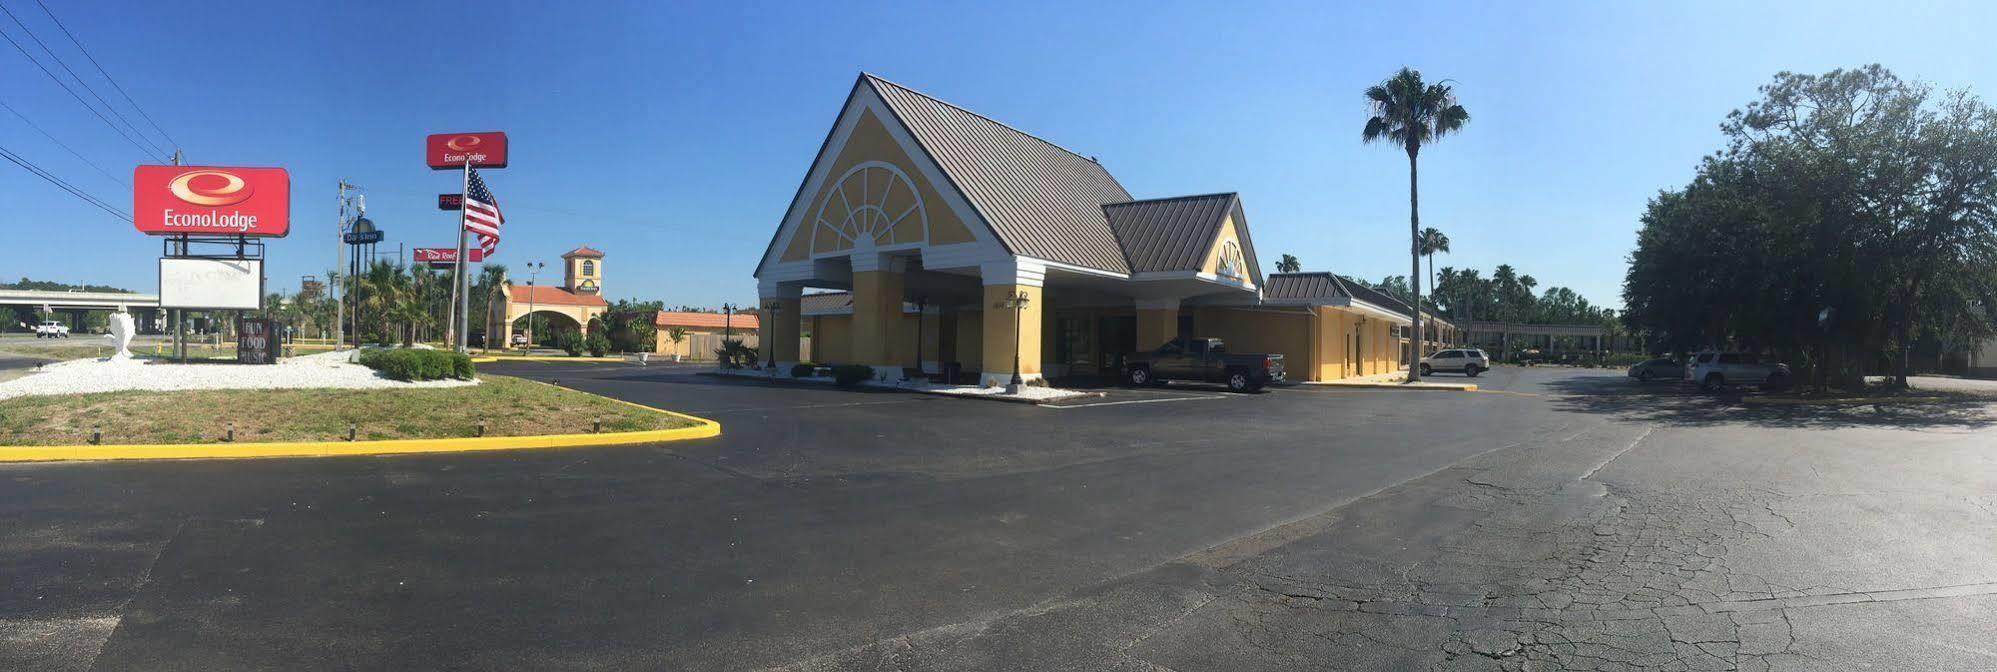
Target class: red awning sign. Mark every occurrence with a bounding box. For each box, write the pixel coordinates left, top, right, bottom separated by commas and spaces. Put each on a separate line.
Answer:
414, 247, 484, 264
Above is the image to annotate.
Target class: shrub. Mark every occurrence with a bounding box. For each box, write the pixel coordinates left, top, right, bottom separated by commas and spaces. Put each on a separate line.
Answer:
558, 332, 585, 357
831, 364, 874, 387
715, 338, 758, 369
790, 362, 817, 378
358, 348, 474, 381
585, 332, 610, 357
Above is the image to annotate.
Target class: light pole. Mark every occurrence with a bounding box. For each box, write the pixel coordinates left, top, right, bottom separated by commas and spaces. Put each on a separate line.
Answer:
912, 296, 927, 380
522, 261, 544, 349
766, 300, 781, 373
722, 303, 736, 341
999, 290, 1029, 394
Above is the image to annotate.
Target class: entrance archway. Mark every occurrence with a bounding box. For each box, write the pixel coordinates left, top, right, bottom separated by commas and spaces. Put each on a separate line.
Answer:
510, 310, 583, 349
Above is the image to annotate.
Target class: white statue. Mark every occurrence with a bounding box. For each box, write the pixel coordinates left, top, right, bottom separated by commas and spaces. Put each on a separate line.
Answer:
106, 311, 135, 360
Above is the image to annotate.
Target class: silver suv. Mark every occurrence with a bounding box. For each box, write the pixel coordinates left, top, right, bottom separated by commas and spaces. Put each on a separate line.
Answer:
1420, 348, 1490, 377
1685, 351, 1791, 392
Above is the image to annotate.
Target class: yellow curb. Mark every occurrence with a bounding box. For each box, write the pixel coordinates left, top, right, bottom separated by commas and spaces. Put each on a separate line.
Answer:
0, 379, 720, 463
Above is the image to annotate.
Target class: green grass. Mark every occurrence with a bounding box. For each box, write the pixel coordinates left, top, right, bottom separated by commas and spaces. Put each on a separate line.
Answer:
0, 375, 694, 446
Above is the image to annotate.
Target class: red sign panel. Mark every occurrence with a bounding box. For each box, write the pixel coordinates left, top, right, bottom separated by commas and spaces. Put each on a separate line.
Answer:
133, 165, 291, 237
414, 247, 484, 264
437, 193, 462, 210
425, 131, 508, 169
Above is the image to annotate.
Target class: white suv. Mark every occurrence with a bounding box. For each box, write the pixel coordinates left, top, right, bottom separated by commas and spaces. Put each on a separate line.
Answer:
34, 321, 69, 338
1685, 351, 1791, 392
1420, 348, 1490, 377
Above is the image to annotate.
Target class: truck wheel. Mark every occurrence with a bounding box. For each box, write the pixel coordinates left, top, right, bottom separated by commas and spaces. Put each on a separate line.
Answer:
1226, 370, 1251, 392
1700, 374, 1724, 393
1126, 366, 1151, 387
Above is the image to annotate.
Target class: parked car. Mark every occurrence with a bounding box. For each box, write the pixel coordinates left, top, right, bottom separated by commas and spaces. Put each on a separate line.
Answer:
1627, 357, 1680, 382
1419, 348, 1490, 377
1685, 351, 1791, 392
1125, 337, 1285, 392
511, 333, 529, 347
34, 321, 69, 338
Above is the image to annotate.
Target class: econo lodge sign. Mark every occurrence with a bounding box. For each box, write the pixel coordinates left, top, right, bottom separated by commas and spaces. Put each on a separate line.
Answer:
426, 131, 508, 169
133, 165, 291, 237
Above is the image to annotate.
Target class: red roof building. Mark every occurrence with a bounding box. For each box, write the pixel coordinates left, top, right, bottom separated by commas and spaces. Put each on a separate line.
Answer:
506, 284, 608, 307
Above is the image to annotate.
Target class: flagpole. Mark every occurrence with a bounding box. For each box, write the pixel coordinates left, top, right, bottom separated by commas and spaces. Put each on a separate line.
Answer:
449, 159, 471, 353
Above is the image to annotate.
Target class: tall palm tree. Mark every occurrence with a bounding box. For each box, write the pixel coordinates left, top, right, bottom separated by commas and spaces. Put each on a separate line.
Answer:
1418, 227, 1450, 308
1364, 67, 1470, 380
478, 264, 508, 350
1276, 254, 1302, 273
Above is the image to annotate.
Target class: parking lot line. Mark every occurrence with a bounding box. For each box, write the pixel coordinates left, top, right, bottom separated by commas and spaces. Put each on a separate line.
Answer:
1043, 395, 1227, 409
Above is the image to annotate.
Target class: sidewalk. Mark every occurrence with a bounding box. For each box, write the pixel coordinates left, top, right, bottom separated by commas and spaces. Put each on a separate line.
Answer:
1298, 370, 1478, 391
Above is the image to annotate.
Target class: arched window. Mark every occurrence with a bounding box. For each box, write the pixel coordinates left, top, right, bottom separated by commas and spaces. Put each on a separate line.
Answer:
1215, 241, 1246, 280
581, 260, 596, 277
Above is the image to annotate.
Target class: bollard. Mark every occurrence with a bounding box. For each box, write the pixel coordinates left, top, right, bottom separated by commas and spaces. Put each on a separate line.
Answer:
476, 419, 487, 437
592, 417, 602, 433
346, 423, 357, 442
91, 425, 101, 445
225, 422, 235, 443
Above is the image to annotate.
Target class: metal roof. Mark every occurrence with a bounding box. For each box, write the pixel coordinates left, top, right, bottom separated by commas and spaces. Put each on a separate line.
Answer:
865, 74, 1135, 274
1101, 193, 1263, 286
1262, 272, 1414, 316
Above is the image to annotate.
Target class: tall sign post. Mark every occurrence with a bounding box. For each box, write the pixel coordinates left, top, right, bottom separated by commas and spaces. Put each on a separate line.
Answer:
427, 131, 508, 353
133, 164, 291, 362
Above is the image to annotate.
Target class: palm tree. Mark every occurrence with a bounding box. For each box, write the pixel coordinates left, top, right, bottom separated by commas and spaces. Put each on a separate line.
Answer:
1363, 67, 1470, 381
477, 264, 508, 350
1418, 227, 1450, 309
1276, 254, 1302, 273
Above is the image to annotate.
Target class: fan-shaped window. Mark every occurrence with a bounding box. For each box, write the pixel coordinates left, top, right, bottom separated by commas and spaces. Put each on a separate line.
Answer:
811, 161, 928, 255
1215, 240, 1247, 280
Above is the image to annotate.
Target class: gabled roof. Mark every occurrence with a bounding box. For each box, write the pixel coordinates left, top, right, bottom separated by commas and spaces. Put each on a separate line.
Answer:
507, 284, 608, 307
655, 310, 757, 330
563, 246, 605, 258
1263, 272, 1414, 316
1101, 192, 1263, 286
865, 74, 1135, 274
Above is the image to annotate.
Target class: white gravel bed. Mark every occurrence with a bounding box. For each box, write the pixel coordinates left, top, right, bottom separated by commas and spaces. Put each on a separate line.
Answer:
0, 350, 477, 400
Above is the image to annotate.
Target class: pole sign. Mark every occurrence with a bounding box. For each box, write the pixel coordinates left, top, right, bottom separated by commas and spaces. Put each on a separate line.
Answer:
414, 247, 483, 264
437, 193, 462, 210
343, 230, 384, 245
425, 131, 508, 169
133, 166, 291, 237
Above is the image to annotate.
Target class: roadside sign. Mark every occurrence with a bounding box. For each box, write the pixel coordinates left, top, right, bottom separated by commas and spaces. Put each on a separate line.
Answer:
425, 131, 508, 169
133, 165, 291, 237
437, 193, 462, 210
414, 247, 483, 264
237, 318, 279, 364
343, 230, 384, 245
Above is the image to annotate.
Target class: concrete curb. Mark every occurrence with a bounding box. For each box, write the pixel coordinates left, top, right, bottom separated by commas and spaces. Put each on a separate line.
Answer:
0, 378, 721, 463
470, 355, 630, 363
694, 371, 1102, 405
1741, 394, 1946, 407
1298, 381, 1479, 392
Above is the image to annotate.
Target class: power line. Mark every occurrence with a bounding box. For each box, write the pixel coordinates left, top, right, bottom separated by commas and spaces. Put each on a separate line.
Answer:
0, 96, 125, 185
0, 141, 130, 222
0, 1, 166, 157
29, 0, 178, 151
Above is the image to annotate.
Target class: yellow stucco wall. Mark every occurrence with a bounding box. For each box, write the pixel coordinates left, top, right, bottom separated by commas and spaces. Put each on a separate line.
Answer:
808, 315, 852, 364
1136, 308, 1177, 351
953, 310, 983, 370
1192, 307, 1311, 378
778, 109, 976, 263
760, 297, 802, 362
850, 270, 906, 366
981, 284, 1042, 378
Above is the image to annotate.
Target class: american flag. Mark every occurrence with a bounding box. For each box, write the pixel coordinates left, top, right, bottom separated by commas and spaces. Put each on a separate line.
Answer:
463, 168, 503, 255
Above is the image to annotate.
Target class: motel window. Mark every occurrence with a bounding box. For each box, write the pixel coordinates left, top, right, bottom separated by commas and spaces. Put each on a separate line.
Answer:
582, 260, 596, 277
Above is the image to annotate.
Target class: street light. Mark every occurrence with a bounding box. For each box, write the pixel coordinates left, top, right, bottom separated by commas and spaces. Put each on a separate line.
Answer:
522, 261, 545, 349
912, 296, 927, 380
997, 290, 1030, 394
722, 303, 736, 340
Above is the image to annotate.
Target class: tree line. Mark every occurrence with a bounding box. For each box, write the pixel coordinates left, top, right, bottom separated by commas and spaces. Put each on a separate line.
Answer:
1622, 65, 1997, 389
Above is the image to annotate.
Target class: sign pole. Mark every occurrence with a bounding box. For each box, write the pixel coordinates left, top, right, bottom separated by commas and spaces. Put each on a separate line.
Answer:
450, 159, 472, 353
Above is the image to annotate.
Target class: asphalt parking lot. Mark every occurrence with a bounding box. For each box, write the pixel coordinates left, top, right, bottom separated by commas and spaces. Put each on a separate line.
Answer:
5, 364, 1996, 671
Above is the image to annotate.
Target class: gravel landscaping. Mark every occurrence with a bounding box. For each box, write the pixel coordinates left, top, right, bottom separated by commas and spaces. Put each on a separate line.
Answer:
0, 350, 476, 401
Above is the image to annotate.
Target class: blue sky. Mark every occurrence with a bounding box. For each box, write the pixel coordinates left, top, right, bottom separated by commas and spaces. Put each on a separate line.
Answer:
3, 0, 1992, 309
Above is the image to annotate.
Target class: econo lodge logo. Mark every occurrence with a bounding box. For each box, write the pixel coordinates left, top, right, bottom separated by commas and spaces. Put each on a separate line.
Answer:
167, 170, 255, 207
444, 134, 483, 152
133, 165, 291, 237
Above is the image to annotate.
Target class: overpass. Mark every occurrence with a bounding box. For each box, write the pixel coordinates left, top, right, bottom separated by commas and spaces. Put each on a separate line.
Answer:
0, 289, 161, 332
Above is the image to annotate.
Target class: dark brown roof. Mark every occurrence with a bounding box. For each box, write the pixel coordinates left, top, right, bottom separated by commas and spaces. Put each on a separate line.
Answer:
1101, 193, 1262, 286
865, 74, 1135, 274
1262, 273, 1413, 315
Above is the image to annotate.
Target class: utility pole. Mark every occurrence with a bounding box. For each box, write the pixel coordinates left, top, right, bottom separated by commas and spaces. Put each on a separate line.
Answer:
335, 180, 349, 350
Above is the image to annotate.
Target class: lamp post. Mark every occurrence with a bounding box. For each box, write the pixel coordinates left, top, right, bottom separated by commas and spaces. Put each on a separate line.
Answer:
998, 290, 1030, 394
522, 261, 544, 349
766, 300, 781, 373
722, 303, 736, 340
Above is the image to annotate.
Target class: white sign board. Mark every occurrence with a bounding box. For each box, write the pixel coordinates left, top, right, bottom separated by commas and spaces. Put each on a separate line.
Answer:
159, 258, 263, 310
